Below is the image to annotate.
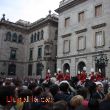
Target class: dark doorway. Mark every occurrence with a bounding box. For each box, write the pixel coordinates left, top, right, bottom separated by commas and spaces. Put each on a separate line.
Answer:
63, 63, 70, 73
8, 64, 16, 75
77, 61, 86, 72
28, 64, 33, 76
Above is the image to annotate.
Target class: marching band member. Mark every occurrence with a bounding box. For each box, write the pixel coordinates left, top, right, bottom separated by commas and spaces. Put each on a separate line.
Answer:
56, 68, 64, 81
80, 67, 87, 83
77, 71, 81, 80
64, 69, 70, 80
96, 69, 103, 81
45, 69, 51, 80
90, 68, 95, 81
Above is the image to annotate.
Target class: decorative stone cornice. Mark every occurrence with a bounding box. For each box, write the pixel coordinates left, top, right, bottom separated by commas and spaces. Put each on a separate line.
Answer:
61, 33, 72, 38
0, 13, 58, 33
91, 23, 106, 29
55, 0, 87, 13
75, 28, 87, 34
29, 15, 58, 32
0, 21, 28, 33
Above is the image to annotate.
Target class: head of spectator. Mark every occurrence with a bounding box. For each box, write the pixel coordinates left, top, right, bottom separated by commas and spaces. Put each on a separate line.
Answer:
77, 87, 88, 99
28, 82, 37, 91
70, 95, 84, 109
53, 100, 68, 110
33, 86, 44, 96
49, 84, 59, 96
59, 81, 69, 93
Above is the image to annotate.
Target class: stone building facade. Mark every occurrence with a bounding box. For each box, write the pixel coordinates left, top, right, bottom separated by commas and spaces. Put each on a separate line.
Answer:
56, 0, 110, 77
0, 12, 58, 78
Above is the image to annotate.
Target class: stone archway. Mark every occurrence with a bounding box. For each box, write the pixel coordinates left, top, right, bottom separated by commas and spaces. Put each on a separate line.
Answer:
63, 63, 70, 73
77, 61, 86, 73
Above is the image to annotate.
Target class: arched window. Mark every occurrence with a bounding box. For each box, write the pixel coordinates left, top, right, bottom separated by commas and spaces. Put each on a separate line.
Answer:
77, 61, 86, 73
18, 35, 23, 43
41, 30, 44, 40
63, 63, 70, 73
12, 33, 17, 42
30, 34, 34, 43
6, 32, 11, 41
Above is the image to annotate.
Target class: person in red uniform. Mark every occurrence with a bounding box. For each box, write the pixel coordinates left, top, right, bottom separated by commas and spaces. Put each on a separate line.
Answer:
45, 69, 51, 80
90, 68, 95, 81
64, 69, 70, 80
80, 67, 87, 83
77, 71, 81, 80
96, 69, 103, 81
56, 68, 64, 82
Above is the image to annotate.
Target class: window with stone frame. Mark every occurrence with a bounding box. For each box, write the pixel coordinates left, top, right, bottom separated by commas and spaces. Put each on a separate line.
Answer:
95, 4, 102, 17
10, 48, 17, 60
38, 46, 42, 58
12, 33, 17, 42
78, 11, 85, 22
54, 30, 58, 40
34, 33, 37, 42
41, 30, 44, 40
29, 48, 33, 60
37, 32, 40, 41
95, 31, 104, 47
30, 34, 34, 43
64, 17, 70, 28
18, 35, 23, 43
6, 31, 11, 41
63, 40, 70, 53
77, 36, 86, 50
44, 45, 51, 55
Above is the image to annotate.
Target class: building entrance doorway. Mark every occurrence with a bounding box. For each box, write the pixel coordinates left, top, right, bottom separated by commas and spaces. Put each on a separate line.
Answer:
63, 63, 70, 73
77, 61, 86, 73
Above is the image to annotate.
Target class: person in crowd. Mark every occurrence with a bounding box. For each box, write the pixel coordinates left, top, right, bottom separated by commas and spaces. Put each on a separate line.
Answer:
70, 95, 84, 110
53, 100, 68, 110
88, 99, 99, 110
77, 87, 89, 108
99, 92, 110, 110
0, 84, 16, 110
92, 82, 105, 101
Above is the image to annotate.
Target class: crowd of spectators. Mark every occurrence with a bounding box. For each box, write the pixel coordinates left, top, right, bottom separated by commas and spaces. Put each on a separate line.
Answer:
0, 75, 110, 110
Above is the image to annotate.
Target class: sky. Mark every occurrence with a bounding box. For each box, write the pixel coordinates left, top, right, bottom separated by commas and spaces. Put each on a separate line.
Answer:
0, 0, 60, 23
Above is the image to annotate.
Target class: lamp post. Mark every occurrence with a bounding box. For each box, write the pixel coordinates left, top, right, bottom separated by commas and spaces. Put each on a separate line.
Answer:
95, 51, 109, 76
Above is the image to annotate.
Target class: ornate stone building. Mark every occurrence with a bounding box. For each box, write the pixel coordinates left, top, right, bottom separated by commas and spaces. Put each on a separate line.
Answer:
56, 0, 110, 77
0, 12, 58, 78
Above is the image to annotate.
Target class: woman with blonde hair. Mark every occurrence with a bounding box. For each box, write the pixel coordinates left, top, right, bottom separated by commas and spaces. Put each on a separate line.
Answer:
70, 95, 84, 109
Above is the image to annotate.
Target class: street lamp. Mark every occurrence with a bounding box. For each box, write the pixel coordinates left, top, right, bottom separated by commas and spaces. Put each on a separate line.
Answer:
95, 51, 109, 66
